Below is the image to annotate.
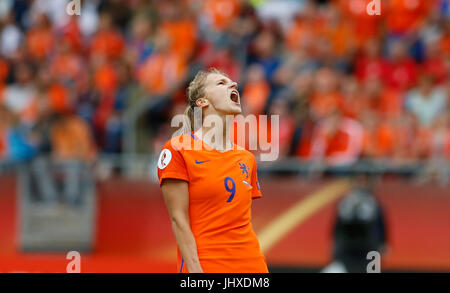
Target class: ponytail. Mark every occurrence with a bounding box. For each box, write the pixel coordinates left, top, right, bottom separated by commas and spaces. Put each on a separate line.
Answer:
180, 105, 194, 134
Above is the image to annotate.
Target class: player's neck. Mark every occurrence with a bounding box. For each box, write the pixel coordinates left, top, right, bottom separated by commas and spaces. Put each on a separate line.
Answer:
195, 116, 233, 152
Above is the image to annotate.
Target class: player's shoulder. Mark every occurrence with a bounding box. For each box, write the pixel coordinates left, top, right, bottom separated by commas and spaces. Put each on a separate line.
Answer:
162, 133, 196, 152
234, 145, 257, 163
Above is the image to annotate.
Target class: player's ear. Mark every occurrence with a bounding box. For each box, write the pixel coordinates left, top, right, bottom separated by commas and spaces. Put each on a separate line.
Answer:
195, 98, 209, 108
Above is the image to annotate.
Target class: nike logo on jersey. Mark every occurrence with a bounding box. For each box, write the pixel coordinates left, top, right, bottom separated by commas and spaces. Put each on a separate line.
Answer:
242, 180, 251, 187
195, 160, 210, 164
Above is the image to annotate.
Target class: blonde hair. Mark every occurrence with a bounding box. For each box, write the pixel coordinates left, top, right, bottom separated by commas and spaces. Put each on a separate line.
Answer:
181, 68, 228, 134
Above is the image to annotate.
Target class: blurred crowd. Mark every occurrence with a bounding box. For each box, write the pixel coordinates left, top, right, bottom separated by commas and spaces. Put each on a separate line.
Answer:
0, 0, 449, 169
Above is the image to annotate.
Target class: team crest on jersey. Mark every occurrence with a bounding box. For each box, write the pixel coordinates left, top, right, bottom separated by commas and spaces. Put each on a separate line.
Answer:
158, 149, 172, 170
239, 162, 250, 179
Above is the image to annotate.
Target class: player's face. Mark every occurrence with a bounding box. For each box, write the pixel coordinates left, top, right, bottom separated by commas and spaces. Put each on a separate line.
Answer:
202, 73, 242, 115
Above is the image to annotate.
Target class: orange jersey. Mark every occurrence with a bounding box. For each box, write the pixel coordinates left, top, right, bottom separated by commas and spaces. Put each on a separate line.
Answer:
157, 133, 267, 273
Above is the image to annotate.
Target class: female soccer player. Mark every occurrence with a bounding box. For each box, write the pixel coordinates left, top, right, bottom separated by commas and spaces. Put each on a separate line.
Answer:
157, 68, 268, 273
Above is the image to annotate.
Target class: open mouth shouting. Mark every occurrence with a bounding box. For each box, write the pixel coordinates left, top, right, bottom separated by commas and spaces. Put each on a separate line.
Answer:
230, 89, 240, 105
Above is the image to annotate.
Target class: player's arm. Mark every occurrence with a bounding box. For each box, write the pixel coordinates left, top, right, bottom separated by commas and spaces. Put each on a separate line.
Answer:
161, 178, 203, 273
251, 156, 263, 200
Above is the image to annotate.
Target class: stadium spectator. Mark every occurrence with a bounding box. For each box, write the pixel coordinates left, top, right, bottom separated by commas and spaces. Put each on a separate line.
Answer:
321, 3, 355, 59
50, 114, 97, 162
285, 1, 318, 53
422, 40, 448, 85
0, 11, 23, 59
242, 64, 270, 115
127, 14, 154, 66
247, 28, 281, 83
202, 0, 241, 32
3, 62, 38, 126
335, 0, 383, 49
26, 13, 54, 61
406, 73, 447, 127
50, 37, 84, 87
90, 12, 125, 61
354, 39, 388, 82
137, 29, 187, 95
267, 96, 295, 158
0, 105, 36, 162
441, 20, 450, 54
310, 110, 364, 166
309, 67, 342, 120
385, 0, 433, 36
385, 39, 419, 91
202, 45, 241, 82
158, 0, 197, 61
339, 75, 367, 120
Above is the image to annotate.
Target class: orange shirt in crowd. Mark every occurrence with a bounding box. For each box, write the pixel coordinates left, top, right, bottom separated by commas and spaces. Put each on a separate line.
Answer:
90, 30, 125, 60
310, 91, 342, 119
157, 133, 268, 273
93, 64, 118, 130
441, 35, 450, 57
138, 52, 186, 95
203, 0, 241, 31
336, 0, 382, 48
51, 115, 97, 161
363, 122, 396, 158
94, 63, 118, 95
322, 19, 354, 56
161, 19, 197, 60
26, 28, 54, 60
50, 53, 83, 82
48, 84, 71, 114
325, 130, 350, 156
377, 87, 404, 118
285, 18, 319, 52
310, 117, 364, 166
0, 85, 4, 104
385, 0, 434, 34
242, 80, 270, 115
339, 94, 370, 120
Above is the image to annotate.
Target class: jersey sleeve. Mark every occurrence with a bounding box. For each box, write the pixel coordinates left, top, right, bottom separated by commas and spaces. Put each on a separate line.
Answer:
157, 140, 189, 186
251, 157, 262, 199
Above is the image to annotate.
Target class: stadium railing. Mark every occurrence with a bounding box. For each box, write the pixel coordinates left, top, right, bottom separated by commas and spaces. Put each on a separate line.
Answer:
2, 156, 448, 184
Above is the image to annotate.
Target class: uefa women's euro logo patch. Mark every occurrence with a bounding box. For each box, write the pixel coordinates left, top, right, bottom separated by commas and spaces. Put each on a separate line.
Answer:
158, 149, 172, 170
